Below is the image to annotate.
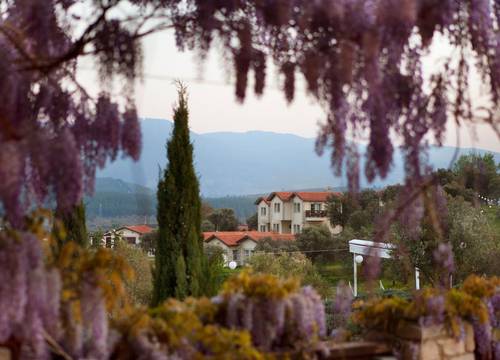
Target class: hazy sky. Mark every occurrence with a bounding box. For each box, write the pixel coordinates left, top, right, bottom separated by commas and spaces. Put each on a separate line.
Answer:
78, 29, 499, 152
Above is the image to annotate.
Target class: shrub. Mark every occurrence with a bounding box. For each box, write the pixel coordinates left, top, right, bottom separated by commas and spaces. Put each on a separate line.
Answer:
213, 271, 327, 353
113, 240, 153, 305
247, 251, 333, 298
113, 297, 262, 359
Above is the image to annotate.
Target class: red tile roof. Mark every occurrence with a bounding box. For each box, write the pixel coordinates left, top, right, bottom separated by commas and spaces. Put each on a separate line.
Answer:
203, 231, 295, 247
292, 191, 341, 202
256, 191, 341, 205
267, 192, 294, 201
254, 197, 270, 205
122, 225, 154, 235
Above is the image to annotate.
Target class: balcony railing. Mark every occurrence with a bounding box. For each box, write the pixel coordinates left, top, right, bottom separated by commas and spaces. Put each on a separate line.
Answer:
305, 210, 328, 218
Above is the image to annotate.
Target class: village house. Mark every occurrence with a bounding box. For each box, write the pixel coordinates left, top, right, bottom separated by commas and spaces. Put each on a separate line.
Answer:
101, 225, 154, 249
203, 231, 295, 266
255, 191, 342, 235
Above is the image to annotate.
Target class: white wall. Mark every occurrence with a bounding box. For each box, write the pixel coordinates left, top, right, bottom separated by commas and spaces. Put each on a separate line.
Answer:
118, 229, 141, 245
257, 200, 270, 231
282, 200, 292, 221
239, 238, 257, 265
204, 238, 230, 264
291, 197, 304, 233
270, 197, 284, 232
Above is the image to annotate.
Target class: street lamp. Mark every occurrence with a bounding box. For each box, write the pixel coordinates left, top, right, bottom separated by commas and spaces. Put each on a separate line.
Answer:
353, 254, 364, 297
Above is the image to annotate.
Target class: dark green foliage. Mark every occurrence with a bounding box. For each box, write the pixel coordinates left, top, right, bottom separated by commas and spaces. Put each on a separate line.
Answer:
203, 245, 226, 296
141, 230, 157, 254
295, 225, 335, 263
204, 195, 258, 221
246, 213, 258, 230
453, 153, 498, 197
54, 201, 88, 251
207, 208, 239, 231
381, 184, 402, 204
89, 229, 104, 248
174, 255, 188, 299
201, 202, 214, 220
114, 240, 153, 305
254, 237, 300, 253
393, 195, 500, 286
152, 86, 205, 305
328, 189, 382, 236
247, 251, 333, 298
201, 219, 215, 231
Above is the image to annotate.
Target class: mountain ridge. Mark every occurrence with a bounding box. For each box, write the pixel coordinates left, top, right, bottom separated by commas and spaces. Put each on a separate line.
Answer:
96, 118, 500, 197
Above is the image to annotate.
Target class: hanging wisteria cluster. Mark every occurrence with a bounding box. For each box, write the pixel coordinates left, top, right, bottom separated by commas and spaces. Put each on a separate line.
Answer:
214, 271, 327, 352
2, 0, 500, 225
0, 0, 153, 226
0, 229, 53, 359
0, 224, 128, 360
168, 0, 499, 188
1, 1, 500, 359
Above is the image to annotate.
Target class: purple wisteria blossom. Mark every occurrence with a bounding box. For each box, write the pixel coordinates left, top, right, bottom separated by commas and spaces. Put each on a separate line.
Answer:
433, 243, 455, 287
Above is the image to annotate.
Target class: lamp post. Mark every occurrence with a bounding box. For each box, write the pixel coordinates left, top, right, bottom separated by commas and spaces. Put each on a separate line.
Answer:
353, 254, 363, 297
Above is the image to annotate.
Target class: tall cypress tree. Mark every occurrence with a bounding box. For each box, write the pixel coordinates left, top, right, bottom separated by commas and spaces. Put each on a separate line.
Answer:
53, 201, 88, 252
152, 85, 204, 304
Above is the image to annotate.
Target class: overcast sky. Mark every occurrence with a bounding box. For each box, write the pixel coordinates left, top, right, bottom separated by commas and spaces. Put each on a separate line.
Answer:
78, 29, 499, 153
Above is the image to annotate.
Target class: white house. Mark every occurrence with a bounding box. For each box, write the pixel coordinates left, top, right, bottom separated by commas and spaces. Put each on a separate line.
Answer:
255, 191, 342, 235
203, 231, 295, 266
101, 225, 154, 249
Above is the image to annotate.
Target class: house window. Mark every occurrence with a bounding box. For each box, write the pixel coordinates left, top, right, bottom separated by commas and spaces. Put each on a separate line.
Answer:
125, 236, 136, 244
272, 223, 280, 232
293, 224, 301, 234
261, 207, 267, 216
105, 236, 112, 248
260, 225, 266, 232
244, 249, 252, 259
232, 249, 240, 262
311, 203, 322, 211
294, 203, 301, 212
274, 203, 281, 213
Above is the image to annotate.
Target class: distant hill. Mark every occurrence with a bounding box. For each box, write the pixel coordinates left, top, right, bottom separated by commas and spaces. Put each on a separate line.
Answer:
87, 178, 259, 221
93, 177, 154, 195
84, 177, 153, 219
97, 118, 500, 197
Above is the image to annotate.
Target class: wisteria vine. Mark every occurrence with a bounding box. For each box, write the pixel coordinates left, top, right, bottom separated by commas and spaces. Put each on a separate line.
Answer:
1, 1, 500, 359
2, 1, 500, 225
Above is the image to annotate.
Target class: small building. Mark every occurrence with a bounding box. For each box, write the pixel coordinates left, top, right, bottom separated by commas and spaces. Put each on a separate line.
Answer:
237, 224, 249, 231
102, 225, 154, 248
255, 191, 342, 235
203, 231, 295, 266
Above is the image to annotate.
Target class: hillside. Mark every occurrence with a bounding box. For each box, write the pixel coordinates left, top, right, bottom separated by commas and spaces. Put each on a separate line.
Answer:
86, 178, 260, 221
97, 118, 500, 197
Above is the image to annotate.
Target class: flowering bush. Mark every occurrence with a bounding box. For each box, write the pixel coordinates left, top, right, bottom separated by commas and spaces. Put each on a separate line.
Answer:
0, 227, 327, 360
354, 275, 500, 359
112, 298, 262, 359
114, 271, 329, 358
246, 251, 333, 298
213, 271, 327, 354
0, 211, 133, 359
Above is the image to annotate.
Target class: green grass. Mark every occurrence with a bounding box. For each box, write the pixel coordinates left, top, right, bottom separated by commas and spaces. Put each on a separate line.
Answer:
316, 260, 412, 299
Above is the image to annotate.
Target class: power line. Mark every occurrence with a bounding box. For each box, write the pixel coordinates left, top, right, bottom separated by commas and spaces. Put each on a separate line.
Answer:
254, 248, 348, 255
76, 66, 303, 92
